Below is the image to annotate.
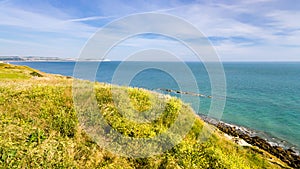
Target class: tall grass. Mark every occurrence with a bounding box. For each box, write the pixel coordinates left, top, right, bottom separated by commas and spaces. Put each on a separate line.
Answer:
0, 64, 289, 168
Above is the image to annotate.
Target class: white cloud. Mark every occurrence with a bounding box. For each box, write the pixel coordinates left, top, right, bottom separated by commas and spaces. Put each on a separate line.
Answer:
161, 1, 300, 61
0, 4, 98, 38
0, 0, 299, 61
0, 2, 100, 57
66, 15, 116, 22
266, 10, 300, 29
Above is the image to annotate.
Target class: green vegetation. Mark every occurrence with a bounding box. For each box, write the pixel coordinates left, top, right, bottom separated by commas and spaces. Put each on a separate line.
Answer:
0, 63, 290, 168
0, 63, 45, 79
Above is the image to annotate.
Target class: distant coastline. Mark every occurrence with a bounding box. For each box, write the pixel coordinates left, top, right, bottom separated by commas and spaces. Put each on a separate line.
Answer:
0, 56, 73, 62
0, 56, 110, 62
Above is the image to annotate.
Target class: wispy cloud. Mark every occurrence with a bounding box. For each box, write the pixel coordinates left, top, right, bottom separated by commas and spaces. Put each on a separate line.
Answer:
0, 0, 299, 61
0, 5, 98, 37
66, 15, 116, 22
0, 1, 98, 57
163, 1, 300, 61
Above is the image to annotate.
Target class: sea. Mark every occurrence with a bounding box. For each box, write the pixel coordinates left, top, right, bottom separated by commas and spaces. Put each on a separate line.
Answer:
13, 61, 300, 151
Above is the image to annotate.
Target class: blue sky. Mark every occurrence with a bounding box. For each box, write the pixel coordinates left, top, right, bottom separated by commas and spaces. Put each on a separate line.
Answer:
0, 0, 300, 61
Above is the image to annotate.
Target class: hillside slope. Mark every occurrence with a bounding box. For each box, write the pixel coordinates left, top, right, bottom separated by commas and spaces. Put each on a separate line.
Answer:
0, 63, 290, 168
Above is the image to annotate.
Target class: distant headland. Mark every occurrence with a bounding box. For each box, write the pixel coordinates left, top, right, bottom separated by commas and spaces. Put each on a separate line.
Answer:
0, 56, 110, 62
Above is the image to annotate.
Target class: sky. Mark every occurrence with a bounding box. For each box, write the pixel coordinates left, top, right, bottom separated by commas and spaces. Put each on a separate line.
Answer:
0, 0, 300, 61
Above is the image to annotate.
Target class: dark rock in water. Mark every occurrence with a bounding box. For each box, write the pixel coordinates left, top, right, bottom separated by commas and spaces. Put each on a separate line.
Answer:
200, 115, 300, 168
161, 88, 172, 92
275, 146, 284, 152
287, 148, 296, 154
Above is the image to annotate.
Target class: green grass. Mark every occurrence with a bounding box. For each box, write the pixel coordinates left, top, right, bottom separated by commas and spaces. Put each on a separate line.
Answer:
0, 63, 290, 168
0, 63, 52, 80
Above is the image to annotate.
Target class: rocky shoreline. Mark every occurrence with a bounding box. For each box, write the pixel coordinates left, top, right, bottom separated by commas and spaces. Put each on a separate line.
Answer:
200, 115, 300, 168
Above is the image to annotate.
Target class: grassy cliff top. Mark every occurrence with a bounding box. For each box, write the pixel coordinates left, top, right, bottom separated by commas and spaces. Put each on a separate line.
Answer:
0, 63, 68, 80
0, 63, 290, 168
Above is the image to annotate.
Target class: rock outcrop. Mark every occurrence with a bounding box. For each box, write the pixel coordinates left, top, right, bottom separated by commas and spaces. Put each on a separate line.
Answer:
201, 116, 300, 168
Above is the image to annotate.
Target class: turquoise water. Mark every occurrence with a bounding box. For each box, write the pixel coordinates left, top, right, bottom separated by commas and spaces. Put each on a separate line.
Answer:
13, 61, 300, 150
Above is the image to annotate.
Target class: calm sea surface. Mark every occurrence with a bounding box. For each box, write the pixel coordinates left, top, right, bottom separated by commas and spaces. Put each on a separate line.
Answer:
13, 61, 300, 150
